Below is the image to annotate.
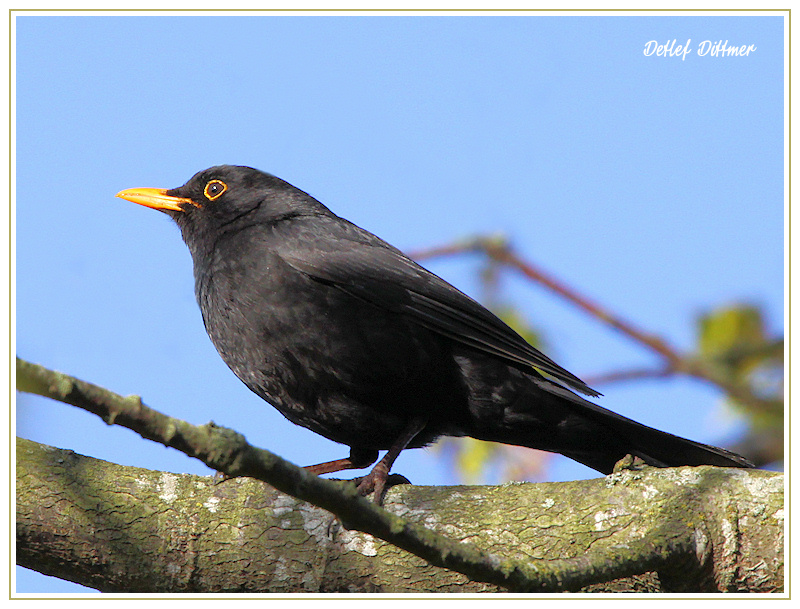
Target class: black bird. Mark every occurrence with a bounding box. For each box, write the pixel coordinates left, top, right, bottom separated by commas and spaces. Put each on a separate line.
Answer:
117, 165, 753, 502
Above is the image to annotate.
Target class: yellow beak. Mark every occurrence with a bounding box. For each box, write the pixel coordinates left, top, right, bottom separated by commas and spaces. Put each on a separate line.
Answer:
115, 187, 194, 212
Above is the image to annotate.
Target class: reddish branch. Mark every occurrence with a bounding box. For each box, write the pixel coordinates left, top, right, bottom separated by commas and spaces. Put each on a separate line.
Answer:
411, 237, 776, 415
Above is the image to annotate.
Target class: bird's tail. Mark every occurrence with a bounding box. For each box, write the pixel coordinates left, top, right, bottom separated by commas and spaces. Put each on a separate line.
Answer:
472, 378, 754, 474
558, 411, 755, 474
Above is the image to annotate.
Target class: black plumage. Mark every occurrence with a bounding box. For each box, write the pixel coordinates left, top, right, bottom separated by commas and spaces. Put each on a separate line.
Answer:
117, 165, 753, 502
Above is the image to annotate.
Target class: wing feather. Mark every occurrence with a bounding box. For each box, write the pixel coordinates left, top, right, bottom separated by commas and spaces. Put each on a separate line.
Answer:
277, 219, 599, 397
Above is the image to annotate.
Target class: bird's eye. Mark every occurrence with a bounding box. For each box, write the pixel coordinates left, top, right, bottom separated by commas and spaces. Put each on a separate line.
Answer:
204, 180, 227, 201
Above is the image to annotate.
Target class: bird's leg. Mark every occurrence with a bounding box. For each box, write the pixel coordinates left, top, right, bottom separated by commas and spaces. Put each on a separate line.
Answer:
304, 447, 378, 476
357, 416, 428, 504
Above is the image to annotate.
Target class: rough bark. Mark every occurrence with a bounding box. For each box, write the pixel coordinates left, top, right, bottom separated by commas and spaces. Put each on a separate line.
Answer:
17, 438, 783, 593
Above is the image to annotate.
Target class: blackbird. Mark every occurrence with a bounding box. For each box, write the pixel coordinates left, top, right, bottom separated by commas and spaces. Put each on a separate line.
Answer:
117, 165, 753, 502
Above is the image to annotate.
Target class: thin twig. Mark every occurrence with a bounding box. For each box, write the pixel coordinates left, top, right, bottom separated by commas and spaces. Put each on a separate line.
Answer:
411, 237, 778, 414
411, 237, 681, 365
582, 367, 674, 387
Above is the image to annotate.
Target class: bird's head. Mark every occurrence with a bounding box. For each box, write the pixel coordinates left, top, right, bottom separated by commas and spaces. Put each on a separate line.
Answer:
116, 165, 328, 252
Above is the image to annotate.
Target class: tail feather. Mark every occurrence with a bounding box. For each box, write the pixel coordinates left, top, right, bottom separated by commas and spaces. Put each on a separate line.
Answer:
473, 377, 756, 474
537, 380, 754, 474
559, 424, 754, 474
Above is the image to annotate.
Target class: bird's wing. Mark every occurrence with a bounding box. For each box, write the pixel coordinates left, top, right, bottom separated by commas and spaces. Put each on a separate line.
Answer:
277, 220, 599, 397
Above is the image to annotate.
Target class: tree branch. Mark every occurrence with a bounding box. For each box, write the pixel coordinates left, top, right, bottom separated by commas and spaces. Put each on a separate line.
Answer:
16, 358, 545, 592
583, 366, 673, 386
17, 438, 783, 593
16, 358, 783, 592
411, 237, 678, 363
411, 237, 780, 415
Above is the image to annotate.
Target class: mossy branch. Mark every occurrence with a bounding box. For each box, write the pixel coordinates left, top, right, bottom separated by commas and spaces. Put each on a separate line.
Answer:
16, 358, 783, 593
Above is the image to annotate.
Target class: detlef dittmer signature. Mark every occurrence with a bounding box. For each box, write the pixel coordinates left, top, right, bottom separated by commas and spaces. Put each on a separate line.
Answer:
643, 39, 757, 60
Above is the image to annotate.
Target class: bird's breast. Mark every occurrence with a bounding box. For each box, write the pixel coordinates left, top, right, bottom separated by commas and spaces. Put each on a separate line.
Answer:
193, 247, 465, 448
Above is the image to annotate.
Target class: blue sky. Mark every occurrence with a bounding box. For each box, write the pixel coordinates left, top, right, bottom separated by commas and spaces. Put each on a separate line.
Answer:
14, 13, 784, 593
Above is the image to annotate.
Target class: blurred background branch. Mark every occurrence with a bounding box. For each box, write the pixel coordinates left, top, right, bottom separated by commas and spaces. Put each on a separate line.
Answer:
411, 235, 784, 482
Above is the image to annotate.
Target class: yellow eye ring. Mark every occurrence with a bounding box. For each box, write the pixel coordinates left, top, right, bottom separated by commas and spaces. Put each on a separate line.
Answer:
204, 180, 227, 201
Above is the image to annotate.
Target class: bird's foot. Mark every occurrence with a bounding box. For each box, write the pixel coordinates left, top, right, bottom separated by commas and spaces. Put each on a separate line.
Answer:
211, 470, 236, 485
613, 454, 648, 473
353, 468, 412, 505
